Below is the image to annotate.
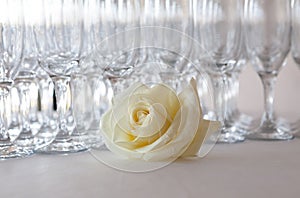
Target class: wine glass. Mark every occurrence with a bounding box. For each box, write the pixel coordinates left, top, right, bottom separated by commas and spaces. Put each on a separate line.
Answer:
194, 0, 245, 143
13, 0, 57, 150
224, 40, 259, 135
244, 0, 293, 140
80, 0, 139, 148
34, 0, 88, 153
291, 0, 300, 137
0, 0, 33, 159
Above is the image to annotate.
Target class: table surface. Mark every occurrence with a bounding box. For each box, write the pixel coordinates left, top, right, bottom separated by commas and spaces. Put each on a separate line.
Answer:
2, 138, 300, 198
2, 57, 300, 198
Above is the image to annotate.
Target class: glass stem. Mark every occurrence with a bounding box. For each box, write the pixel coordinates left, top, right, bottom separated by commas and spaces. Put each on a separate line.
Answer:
87, 74, 104, 130
17, 81, 32, 136
52, 76, 71, 140
224, 73, 234, 122
90, 75, 100, 118
0, 87, 10, 143
71, 74, 86, 134
211, 74, 227, 123
229, 72, 240, 116
29, 81, 39, 122
259, 74, 277, 122
39, 78, 53, 126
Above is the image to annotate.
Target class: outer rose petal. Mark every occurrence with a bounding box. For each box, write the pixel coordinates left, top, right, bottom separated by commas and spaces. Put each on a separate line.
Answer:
182, 78, 221, 157
181, 119, 221, 157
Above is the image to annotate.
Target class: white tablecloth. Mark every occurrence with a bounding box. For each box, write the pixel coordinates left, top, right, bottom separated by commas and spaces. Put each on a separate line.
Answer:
1, 138, 300, 198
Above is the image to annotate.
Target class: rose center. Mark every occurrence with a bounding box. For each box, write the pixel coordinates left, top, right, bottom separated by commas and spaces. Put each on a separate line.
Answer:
133, 109, 150, 125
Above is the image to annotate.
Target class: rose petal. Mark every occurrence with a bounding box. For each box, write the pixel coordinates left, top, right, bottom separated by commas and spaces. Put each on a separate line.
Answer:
131, 103, 170, 137
103, 110, 166, 149
181, 78, 221, 157
112, 82, 144, 105
128, 84, 180, 120
134, 107, 181, 153
181, 119, 221, 157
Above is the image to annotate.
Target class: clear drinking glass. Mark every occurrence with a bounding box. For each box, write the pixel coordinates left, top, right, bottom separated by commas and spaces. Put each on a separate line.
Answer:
0, 0, 33, 158
24, 0, 56, 138
244, 0, 293, 140
80, 0, 139, 148
291, 0, 300, 137
34, 0, 88, 153
224, 42, 258, 135
221, 0, 258, 133
14, 1, 58, 150
194, 0, 245, 143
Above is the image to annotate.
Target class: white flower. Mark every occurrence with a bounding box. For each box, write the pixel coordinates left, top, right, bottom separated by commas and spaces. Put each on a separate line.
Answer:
100, 78, 220, 161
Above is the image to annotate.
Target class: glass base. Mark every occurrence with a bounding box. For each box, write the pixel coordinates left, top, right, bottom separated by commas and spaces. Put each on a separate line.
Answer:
246, 123, 294, 141
36, 138, 88, 154
0, 145, 34, 160
8, 121, 21, 142
33, 123, 58, 150
72, 131, 105, 149
280, 120, 300, 137
234, 115, 259, 132
14, 125, 56, 150
224, 122, 251, 136
14, 136, 55, 151
294, 132, 300, 138
225, 112, 259, 135
30, 119, 42, 136
266, 117, 292, 133
217, 130, 245, 144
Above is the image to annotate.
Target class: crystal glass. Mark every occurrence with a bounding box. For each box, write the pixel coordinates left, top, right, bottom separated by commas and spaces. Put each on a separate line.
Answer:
291, 0, 300, 137
14, 1, 57, 150
244, 0, 293, 140
0, 0, 33, 159
80, 0, 139, 149
34, 0, 88, 153
194, 0, 245, 143
224, 42, 258, 135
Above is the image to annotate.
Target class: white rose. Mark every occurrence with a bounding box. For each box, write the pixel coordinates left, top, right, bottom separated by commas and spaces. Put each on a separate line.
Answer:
100, 78, 220, 161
